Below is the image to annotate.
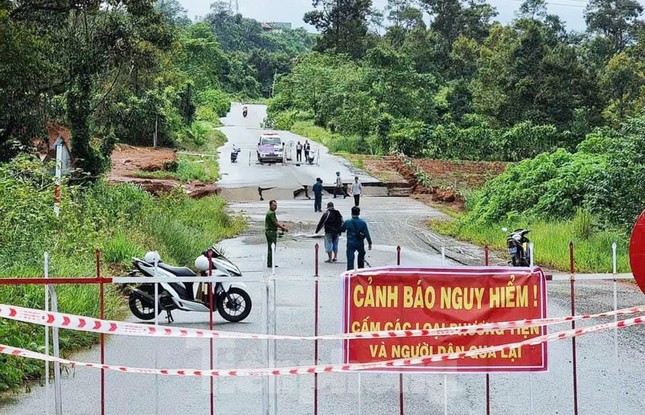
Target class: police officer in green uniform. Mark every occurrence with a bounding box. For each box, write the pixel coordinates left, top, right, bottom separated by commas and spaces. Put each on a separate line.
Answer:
265, 200, 288, 268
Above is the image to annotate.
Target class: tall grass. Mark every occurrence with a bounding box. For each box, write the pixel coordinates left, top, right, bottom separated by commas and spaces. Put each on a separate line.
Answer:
135, 127, 226, 183
0, 146, 243, 391
291, 121, 365, 153
432, 214, 631, 273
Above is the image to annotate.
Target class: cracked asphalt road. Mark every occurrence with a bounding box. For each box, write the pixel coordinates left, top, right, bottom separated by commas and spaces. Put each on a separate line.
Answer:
2, 104, 645, 415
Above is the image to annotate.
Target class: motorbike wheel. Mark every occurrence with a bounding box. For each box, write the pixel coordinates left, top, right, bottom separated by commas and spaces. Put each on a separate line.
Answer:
128, 291, 161, 321
217, 287, 252, 322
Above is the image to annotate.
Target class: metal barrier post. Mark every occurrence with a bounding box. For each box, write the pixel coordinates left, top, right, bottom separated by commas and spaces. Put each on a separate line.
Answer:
612, 242, 619, 414
152, 253, 159, 415
272, 274, 277, 414
208, 250, 215, 415
97, 250, 105, 415
272, 243, 276, 277
396, 246, 404, 415
484, 246, 490, 415
314, 244, 320, 415
442, 246, 448, 415
44, 253, 50, 415
264, 264, 270, 415
47, 285, 62, 415
569, 242, 579, 415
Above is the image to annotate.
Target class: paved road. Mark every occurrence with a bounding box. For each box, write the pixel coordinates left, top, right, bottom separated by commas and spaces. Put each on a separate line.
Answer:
2, 104, 645, 414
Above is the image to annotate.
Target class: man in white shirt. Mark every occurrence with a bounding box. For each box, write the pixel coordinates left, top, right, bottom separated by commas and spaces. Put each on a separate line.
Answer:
296, 141, 303, 162
334, 171, 344, 198
351, 176, 362, 206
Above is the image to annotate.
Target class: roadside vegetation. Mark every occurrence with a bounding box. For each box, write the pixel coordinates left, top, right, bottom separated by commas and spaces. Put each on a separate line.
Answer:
0, 0, 314, 392
134, 129, 228, 183
1, 0, 643, 394
0, 154, 245, 392
267, 0, 644, 272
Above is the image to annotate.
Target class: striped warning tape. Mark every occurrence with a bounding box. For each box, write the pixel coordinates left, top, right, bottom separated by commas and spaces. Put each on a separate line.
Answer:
1, 315, 642, 377
1, 303, 644, 341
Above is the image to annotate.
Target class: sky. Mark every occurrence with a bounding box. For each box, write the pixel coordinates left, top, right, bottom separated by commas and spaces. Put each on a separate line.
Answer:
178, 0, 596, 32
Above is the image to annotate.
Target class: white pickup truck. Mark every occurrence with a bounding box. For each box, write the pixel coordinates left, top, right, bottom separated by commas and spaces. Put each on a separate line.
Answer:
257, 132, 284, 164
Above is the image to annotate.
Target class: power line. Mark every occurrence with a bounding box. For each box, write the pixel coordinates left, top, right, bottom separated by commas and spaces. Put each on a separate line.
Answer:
509, 0, 588, 8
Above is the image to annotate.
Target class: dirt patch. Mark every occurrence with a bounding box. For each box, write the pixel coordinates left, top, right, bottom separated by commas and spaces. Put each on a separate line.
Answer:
360, 156, 409, 187
357, 155, 507, 211
108, 144, 219, 198
414, 159, 507, 188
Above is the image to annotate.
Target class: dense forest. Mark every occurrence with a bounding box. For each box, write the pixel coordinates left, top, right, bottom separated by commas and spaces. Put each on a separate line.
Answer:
268, 0, 644, 229
1, 0, 644, 228
0, 0, 314, 175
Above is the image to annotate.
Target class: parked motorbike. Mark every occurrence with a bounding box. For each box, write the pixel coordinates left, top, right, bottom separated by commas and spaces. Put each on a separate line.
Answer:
127, 245, 252, 323
231, 145, 241, 163
242, 106, 248, 118
507, 228, 532, 266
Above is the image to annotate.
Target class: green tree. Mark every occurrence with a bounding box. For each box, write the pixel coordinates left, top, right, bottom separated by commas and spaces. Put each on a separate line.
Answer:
364, 45, 438, 122
155, 0, 191, 27
304, 0, 373, 59
177, 22, 227, 91
384, 0, 425, 48
0, 8, 59, 162
517, 0, 547, 20
9, 1, 173, 176
585, 0, 644, 54
417, 0, 496, 74
600, 52, 645, 123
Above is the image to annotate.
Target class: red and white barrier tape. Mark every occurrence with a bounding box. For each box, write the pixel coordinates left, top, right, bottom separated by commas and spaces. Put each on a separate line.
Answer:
1, 315, 643, 377
1, 303, 644, 341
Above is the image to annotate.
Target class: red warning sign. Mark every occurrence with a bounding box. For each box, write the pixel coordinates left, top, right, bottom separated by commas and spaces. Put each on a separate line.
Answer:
629, 211, 645, 295
342, 267, 548, 373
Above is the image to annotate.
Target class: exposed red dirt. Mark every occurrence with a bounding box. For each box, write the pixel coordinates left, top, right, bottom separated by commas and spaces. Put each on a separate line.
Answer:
108, 144, 219, 198
359, 155, 507, 211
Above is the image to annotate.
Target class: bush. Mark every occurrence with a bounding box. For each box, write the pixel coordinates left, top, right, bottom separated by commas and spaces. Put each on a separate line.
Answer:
197, 88, 231, 118
462, 113, 645, 230
0, 156, 244, 391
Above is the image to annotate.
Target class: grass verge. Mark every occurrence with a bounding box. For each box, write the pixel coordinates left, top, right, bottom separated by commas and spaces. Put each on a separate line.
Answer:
431, 213, 630, 273
0, 128, 243, 393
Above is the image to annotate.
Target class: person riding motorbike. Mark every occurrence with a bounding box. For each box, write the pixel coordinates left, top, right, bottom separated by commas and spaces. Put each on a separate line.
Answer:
242, 106, 248, 118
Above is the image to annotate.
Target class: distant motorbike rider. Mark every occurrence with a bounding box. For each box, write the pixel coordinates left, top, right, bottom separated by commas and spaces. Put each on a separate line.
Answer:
242, 106, 248, 117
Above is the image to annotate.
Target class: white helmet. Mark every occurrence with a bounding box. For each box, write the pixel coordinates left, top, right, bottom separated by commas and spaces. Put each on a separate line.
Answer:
144, 251, 161, 264
194, 255, 211, 271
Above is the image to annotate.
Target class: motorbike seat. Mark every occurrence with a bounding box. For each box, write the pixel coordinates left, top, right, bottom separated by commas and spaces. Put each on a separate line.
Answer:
158, 263, 197, 277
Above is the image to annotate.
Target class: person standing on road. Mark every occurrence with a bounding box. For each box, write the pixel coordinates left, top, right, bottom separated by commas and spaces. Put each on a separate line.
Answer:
351, 176, 363, 206
315, 202, 344, 262
312, 178, 324, 212
265, 200, 288, 268
334, 171, 346, 199
341, 206, 372, 271
296, 141, 303, 162
304, 140, 311, 161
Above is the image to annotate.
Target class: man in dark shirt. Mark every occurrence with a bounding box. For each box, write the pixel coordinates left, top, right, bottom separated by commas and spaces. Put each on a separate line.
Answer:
265, 200, 288, 268
341, 206, 372, 270
315, 202, 343, 263
312, 178, 323, 212
296, 141, 303, 162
